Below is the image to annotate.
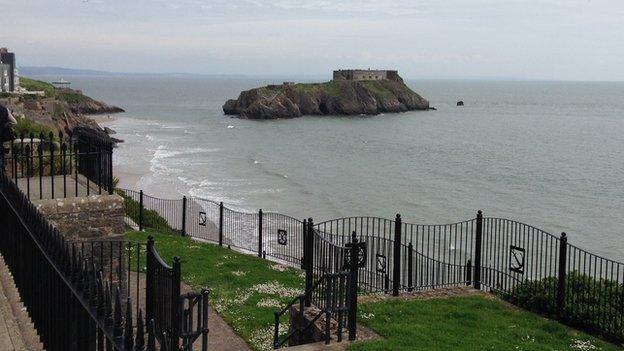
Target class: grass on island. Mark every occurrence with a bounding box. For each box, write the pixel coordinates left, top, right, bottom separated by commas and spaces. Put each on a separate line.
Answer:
260, 80, 400, 101
125, 230, 304, 351
348, 296, 622, 351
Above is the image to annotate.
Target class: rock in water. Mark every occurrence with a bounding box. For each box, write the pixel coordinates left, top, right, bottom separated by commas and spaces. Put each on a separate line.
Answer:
223, 77, 429, 119
457, 101, 464, 106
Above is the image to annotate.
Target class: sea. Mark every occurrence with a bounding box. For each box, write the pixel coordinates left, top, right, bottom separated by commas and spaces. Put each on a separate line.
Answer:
32, 75, 624, 261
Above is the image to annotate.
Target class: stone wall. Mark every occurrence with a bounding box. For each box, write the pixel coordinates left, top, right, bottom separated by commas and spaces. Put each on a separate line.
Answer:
34, 194, 125, 240
333, 69, 401, 81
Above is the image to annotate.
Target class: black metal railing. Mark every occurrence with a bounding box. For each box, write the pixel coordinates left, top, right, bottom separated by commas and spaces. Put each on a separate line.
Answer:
117, 188, 305, 264
145, 235, 210, 351
1, 130, 114, 200
117, 187, 624, 344
73, 127, 114, 193
0, 174, 209, 350
146, 236, 180, 348
273, 272, 350, 349
180, 290, 210, 351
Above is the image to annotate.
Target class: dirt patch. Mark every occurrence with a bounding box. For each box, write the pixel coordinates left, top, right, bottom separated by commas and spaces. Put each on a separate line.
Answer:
359, 285, 486, 304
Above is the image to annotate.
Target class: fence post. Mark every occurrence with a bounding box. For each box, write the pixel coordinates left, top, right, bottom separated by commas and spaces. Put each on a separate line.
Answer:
465, 259, 472, 285
347, 232, 359, 341
181, 196, 187, 237
0, 132, 4, 177
258, 209, 263, 258
145, 236, 154, 323
171, 256, 182, 349
107, 142, 114, 195
304, 218, 314, 307
392, 214, 402, 296
49, 132, 55, 199
219, 202, 224, 246
407, 242, 413, 292
301, 219, 307, 270
474, 210, 483, 289
557, 232, 568, 318
139, 190, 144, 231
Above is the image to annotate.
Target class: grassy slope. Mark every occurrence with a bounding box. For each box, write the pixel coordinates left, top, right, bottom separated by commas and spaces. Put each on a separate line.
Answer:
124, 228, 620, 351
125, 230, 304, 351
19, 77, 58, 97
12, 118, 55, 139
349, 296, 622, 351
20, 77, 93, 103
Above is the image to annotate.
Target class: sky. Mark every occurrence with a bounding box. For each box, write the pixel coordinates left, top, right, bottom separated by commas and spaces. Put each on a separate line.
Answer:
2, 0, 624, 80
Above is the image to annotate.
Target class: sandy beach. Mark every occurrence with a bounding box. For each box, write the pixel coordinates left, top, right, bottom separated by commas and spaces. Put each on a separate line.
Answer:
91, 114, 117, 125
90, 114, 146, 190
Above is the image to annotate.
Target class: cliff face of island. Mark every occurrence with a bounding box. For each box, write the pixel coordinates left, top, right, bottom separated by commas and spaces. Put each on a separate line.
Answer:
0, 77, 124, 136
223, 76, 429, 119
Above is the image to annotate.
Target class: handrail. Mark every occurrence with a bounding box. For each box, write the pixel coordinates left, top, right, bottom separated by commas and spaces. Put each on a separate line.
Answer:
273, 272, 348, 349
315, 216, 476, 228
148, 242, 173, 269
482, 216, 561, 240
311, 229, 349, 249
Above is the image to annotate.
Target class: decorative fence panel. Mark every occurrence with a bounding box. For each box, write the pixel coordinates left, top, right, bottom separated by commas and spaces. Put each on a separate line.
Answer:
402, 220, 476, 291
142, 193, 184, 233
262, 212, 304, 266
186, 197, 221, 243
314, 217, 395, 293
222, 206, 259, 254
479, 217, 561, 296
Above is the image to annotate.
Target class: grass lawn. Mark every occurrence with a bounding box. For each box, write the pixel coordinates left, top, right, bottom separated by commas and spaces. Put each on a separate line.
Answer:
348, 296, 622, 351
125, 230, 305, 351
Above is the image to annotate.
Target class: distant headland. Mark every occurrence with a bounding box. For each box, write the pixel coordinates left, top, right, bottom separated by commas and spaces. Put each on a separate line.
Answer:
223, 69, 430, 119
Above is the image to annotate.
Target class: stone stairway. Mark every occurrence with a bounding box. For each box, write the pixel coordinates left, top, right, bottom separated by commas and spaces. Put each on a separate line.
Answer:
0, 254, 43, 351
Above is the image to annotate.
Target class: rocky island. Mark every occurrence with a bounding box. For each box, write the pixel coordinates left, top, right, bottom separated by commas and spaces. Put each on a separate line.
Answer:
223, 69, 430, 119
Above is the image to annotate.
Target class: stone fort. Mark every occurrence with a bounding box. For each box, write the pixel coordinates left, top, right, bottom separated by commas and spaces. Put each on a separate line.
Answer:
333, 69, 400, 82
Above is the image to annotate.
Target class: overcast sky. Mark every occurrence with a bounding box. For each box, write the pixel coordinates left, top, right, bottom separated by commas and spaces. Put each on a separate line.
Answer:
2, 0, 624, 80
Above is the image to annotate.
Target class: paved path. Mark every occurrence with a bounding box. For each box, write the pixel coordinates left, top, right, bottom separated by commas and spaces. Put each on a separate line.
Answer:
129, 272, 251, 351
0, 254, 43, 351
15, 174, 106, 201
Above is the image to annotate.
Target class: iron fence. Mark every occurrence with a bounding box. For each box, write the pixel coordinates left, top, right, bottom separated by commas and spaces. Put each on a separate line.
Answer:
1, 130, 114, 200
0, 174, 209, 350
118, 187, 624, 343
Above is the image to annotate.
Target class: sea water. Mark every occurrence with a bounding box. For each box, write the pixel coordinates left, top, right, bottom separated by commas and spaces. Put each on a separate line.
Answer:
36, 75, 624, 260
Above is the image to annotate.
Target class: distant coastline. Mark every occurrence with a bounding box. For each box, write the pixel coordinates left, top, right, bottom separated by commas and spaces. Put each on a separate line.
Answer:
1, 76, 123, 140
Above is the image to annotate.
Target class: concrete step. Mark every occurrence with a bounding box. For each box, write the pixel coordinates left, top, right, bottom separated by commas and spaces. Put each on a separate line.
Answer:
282, 341, 349, 351
0, 254, 44, 351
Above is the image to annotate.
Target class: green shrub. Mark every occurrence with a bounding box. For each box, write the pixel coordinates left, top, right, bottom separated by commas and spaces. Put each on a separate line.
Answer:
506, 272, 623, 342
116, 190, 177, 235
12, 119, 56, 140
